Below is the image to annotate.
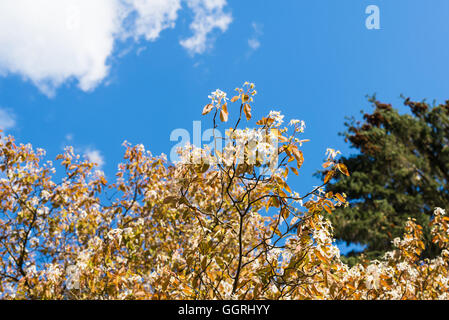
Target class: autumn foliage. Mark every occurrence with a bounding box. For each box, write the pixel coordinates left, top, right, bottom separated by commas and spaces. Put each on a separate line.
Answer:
0, 83, 448, 299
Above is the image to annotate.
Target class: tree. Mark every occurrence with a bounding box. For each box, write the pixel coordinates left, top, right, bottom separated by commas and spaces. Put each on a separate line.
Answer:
0, 84, 448, 300
324, 97, 449, 263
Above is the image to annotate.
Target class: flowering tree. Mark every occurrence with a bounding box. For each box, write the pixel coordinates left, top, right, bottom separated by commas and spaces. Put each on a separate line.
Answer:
0, 83, 448, 299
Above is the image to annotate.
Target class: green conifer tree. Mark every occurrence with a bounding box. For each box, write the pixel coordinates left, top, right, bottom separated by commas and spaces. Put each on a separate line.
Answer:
324, 97, 449, 263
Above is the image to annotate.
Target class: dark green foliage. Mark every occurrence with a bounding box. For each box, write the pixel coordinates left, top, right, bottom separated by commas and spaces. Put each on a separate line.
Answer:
324, 97, 449, 262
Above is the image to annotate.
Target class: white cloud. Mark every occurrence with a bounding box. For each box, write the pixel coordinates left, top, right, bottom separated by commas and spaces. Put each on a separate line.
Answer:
84, 148, 105, 168
0, 0, 232, 96
65, 133, 74, 142
180, 0, 232, 55
248, 22, 263, 52
0, 108, 16, 131
123, 0, 181, 41
248, 39, 260, 50
0, 0, 122, 96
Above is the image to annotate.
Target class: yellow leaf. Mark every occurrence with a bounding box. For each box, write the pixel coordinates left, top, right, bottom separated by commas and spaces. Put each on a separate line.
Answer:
256, 117, 267, 125
380, 279, 391, 289
347, 283, 356, 291
290, 166, 299, 175
291, 147, 304, 170
291, 146, 303, 163
268, 196, 280, 208
335, 193, 345, 203
273, 227, 282, 237
324, 170, 334, 184
261, 117, 274, 126
315, 250, 328, 264
322, 161, 333, 168
201, 257, 207, 270
231, 95, 240, 103
222, 102, 228, 113
220, 108, 228, 122
202, 104, 214, 115
243, 104, 252, 120
281, 208, 290, 219
193, 277, 200, 289
337, 163, 350, 176
163, 196, 178, 204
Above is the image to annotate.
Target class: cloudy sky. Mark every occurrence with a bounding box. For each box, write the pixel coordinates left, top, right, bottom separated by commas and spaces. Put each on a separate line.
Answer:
1, 0, 449, 252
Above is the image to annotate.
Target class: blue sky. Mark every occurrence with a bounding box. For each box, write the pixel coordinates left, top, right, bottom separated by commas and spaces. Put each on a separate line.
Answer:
1, 0, 449, 254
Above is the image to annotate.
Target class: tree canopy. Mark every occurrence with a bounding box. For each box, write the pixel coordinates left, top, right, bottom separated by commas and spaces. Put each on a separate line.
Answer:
1, 84, 448, 300
324, 98, 449, 263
